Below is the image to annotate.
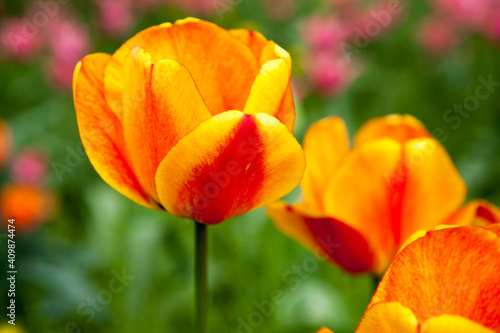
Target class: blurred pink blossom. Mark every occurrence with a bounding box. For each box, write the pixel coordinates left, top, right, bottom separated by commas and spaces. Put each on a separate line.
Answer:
433, 0, 495, 29
0, 18, 43, 59
95, 0, 135, 37
46, 15, 91, 90
301, 16, 346, 50
306, 51, 354, 96
418, 17, 460, 56
11, 149, 48, 184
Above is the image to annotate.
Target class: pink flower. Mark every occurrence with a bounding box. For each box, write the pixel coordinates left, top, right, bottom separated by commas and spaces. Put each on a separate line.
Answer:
95, 0, 135, 37
306, 51, 354, 96
418, 17, 460, 56
0, 18, 42, 59
433, 0, 494, 29
46, 15, 90, 89
301, 15, 346, 50
11, 149, 48, 184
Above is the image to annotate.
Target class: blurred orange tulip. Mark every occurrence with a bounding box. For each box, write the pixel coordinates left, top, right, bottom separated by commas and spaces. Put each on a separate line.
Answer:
317, 224, 500, 333
0, 118, 12, 167
73, 18, 305, 224
0, 184, 55, 233
268, 114, 500, 274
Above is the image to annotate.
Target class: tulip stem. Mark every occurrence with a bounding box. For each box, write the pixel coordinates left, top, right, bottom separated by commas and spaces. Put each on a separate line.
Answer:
195, 221, 208, 333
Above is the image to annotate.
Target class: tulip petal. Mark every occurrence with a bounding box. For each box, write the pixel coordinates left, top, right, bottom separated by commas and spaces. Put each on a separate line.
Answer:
121, 47, 212, 200
323, 138, 402, 270
229, 29, 268, 60
445, 199, 500, 226
354, 114, 432, 147
104, 19, 259, 117
316, 328, 335, 333
73, 53, 154, 208
301, 117, 350, 213
155, 111, 305, 224
395, 138, 466, 245
304, 215, 376, 274
267, 202, 320, 253
421, 315, 496, 333
356, 302, 419, 333
371, 226, 500, 330
243, 58, 292, 129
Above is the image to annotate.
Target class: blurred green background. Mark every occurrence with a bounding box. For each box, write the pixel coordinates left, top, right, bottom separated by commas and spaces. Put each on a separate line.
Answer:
0, 0, 499, 332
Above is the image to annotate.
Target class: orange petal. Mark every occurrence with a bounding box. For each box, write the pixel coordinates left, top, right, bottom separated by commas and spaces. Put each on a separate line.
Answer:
104, 19, 259, 117
267, 201, 319, 252
323, 138, 403, 272
155, 111, 305, 224
121, 47, 211, 201
316, 328, 335, 333
0, 119, 11, 167
395, 138, 466, 245
229, 29, 268, 61
73, 53, 154, 209
301, 117, 350, 213
354, 114, 432, 147
356, 302, 419, 333
445, 199, 500, 226
421, 315, 496, 333
0, 184, 54, 233
370, 226, 500, 330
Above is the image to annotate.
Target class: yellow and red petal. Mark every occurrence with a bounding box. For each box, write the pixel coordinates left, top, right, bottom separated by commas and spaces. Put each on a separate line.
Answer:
420, 315, 496, 333
301, 117, 350, 213
395, 138, 466, 245
267, 201, 376, 273
355, 302, 419, 333
267, 202, 320, 253
121, 47, 211, 201
73, 53, 154, 209
155, 111, 305, 224
104, 18, 259, 117
445, 199, 500, 226
354, 114, 432, 147
323, 138, 403, 270
370, 225, 500, 331
229, 29, 269, 61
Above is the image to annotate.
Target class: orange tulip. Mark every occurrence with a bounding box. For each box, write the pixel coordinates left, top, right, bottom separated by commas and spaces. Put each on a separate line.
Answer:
73, 18, 305, 224
0, 118, 12, 167
317, 224, 500, 333
268, 114, 500, 274
0, 184, 55, 233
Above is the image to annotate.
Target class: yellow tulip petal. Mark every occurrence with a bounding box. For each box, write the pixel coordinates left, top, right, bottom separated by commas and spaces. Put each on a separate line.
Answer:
121, 47, 212, 200
323, 138, 402, 271
354, 114, 432, 147
243, 58, 293, 130
421, 315, 496, 333
156, 111, 305, 224
317, 328, 335, 333
73, 53, 154, 209
230, 29, 268, 61
104, 19, 259, 117
396, 138, 466, 245
355, 302, 419, 333
301, 117, 350, 213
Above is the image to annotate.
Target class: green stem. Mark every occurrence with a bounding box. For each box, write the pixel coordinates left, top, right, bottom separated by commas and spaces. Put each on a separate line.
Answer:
195, 221, 208, 333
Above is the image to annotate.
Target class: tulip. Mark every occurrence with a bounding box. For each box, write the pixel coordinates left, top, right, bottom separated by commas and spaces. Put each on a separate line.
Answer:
73, 17, 304, 225
317, 224, 500, 333
0, 119, 12, 168
433, 0, 495, 29
268, 114, 500, 274
0, 184, 55, 233
0, 18, 43, 60
95, 0, 135, 38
